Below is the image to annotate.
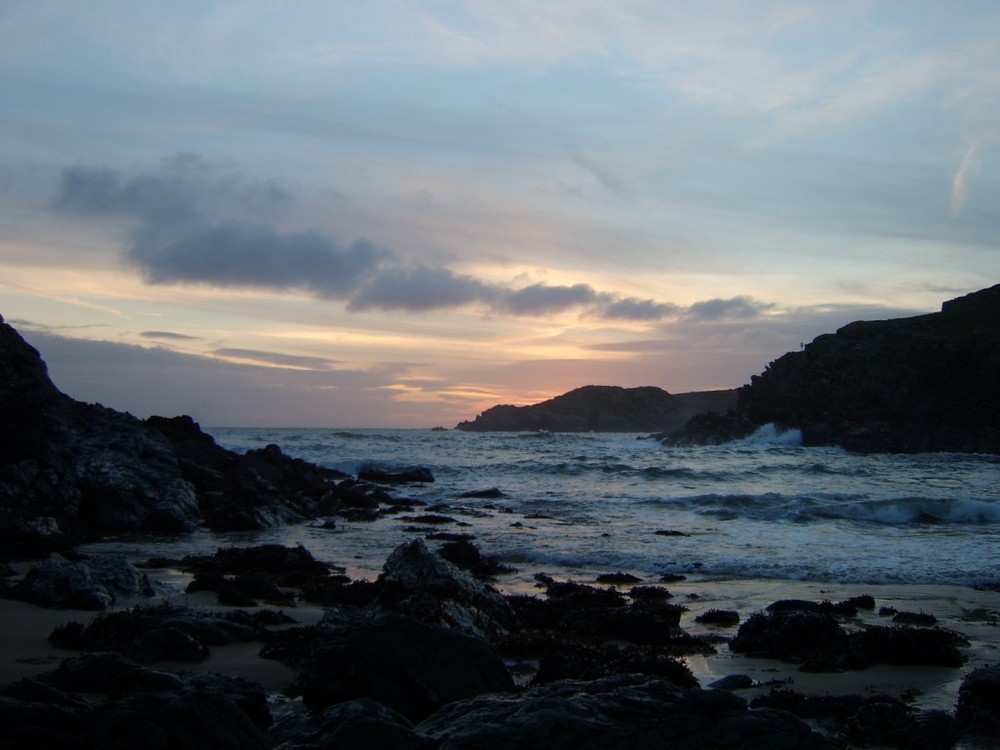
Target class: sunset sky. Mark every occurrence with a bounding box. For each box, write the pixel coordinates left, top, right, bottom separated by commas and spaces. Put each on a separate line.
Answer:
2, 2, 997, 427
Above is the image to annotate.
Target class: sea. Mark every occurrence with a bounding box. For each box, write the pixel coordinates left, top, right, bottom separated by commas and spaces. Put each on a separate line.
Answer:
84, 425, 1000, 589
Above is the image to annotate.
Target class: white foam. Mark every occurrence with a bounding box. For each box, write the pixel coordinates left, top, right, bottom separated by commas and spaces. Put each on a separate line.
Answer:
734, 423, 803, 447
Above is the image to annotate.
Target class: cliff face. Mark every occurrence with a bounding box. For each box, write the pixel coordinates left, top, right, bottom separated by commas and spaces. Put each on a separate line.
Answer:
668, 285, 1000, 453
455, 385, 736, 433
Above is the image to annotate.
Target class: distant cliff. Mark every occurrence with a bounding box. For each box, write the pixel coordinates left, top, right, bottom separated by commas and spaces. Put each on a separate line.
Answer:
455, 385, 736, 433
666, 284, 1000, 453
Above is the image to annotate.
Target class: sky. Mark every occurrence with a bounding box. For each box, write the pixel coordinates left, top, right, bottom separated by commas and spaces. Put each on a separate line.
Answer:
1, 1, 998, 428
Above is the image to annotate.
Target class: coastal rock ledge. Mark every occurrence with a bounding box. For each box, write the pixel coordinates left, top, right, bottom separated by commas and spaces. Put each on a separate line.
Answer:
664, 284, 1000, 453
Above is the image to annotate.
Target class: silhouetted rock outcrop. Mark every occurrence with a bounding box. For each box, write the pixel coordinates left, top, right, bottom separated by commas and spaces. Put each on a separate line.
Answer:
665, 285, 1000, 452
456, 385, 736, 432
0, 315, 351, 556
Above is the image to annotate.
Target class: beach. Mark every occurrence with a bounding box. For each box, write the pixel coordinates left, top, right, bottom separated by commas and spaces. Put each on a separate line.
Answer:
4, 559, 997, 713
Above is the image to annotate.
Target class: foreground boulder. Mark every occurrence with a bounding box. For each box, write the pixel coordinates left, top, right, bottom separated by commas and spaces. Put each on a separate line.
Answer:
0, 653, 270, 750
417, 674, 832, 749
956, 664, 1000, 738
2, 553, 157, 610
730, 609, 969, 670
375, 538, 516, 640
294, 613, 514, 722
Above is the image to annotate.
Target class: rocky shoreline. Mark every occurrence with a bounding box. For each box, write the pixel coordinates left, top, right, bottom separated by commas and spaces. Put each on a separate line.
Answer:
3, 538, 1000, 749
5, 310, 1000, 748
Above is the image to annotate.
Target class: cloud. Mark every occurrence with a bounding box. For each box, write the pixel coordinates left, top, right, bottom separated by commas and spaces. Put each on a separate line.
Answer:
211, 348, 341, 370
684, 295, 775, 321
49, 155, 694, 321
600, 297, 681, 321
141, 330, 200, 341
52, 156, 392, 297
348, 264, 495, 312
951, 140, 980, 217
497, 283, 600, 316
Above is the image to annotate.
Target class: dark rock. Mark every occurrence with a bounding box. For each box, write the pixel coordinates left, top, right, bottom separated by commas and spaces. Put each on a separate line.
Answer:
628, 585, 673, 601
696, 609, 741, 626
0, 652, 273, 749
849, 624, 968, 668
418, 674, 832, 749
595, 571, 642, 585
845, 698, 958, 750
750, 688, 864, 719
532, 641, 698, 688
39, 652, 185, 694
270, 699, 433, 750
667, 284, 1000, 453
730, 611, 850, 665
893, 610, 938, 626
4, 552, 156, 610
957, 663, 1000, 737
294, 614, 514, 722
438, 539, 482, 568
709, 674, 754, 690
456, 487, 504, 498
375, 538, 516, 640
126, 626, 210, 664
455, 385, 737, 433
47, 601, 279, 659
0, 316, 361, 556
732, 610, 968, 671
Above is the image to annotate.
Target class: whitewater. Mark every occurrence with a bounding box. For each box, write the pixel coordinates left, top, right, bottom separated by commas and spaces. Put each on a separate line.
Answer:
85, 425, 1000, 588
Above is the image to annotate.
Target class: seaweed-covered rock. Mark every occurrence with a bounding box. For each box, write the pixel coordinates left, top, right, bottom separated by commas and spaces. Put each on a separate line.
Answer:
729, 611, 849, 664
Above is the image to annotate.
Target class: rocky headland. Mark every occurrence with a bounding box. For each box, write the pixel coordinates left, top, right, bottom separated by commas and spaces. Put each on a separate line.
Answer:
664, 284, 1000, 453
455, 385, 736, 433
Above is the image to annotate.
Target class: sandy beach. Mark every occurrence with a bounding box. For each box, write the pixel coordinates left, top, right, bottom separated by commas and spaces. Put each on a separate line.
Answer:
3, 562, 997, 717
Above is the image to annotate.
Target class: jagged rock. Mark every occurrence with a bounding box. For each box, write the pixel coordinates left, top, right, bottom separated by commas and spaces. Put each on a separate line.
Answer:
6, 553, 114, 610
0, 652, 272, 750
531, 641, 698, 688
270, 699, 432, 750
39, 652, 185, 694
0, 316, 361, 555
47, 601, 286, 660
293, 613, 514, 722
417, 674, 832, 749
667, 284, 1000, 453
375, 539, 516, 640
456, 385, 736, 433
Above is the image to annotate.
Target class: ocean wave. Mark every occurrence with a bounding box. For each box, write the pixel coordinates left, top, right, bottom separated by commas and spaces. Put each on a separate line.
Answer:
638, 493, 1000, 526
732, 423, 804, 447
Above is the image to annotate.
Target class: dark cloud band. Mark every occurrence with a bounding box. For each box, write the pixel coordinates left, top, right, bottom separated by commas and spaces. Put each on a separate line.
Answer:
50, 155, 770, 324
